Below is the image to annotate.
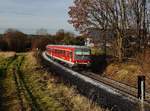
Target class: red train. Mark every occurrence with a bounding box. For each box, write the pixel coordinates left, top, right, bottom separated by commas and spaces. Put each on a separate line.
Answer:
46, 45, 91, 67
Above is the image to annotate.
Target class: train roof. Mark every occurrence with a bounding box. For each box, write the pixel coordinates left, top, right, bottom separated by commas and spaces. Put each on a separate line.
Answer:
47, 45, 90, 49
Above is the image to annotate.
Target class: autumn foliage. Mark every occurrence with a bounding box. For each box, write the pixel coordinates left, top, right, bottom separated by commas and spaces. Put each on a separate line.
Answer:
68, 0, 150, 61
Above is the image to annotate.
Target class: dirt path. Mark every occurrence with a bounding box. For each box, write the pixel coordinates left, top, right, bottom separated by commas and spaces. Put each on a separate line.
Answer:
0, 56, 18, 111
0, 55, 41, 111
12, 56, 41, 111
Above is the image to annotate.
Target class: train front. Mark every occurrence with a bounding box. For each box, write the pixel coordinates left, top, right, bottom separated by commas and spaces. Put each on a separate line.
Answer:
74, 47, 91, 67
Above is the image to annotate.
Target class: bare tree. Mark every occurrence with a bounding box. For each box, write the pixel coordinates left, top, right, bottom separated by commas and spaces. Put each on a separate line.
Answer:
36, 28, 48, 35
69, 0, 150, 62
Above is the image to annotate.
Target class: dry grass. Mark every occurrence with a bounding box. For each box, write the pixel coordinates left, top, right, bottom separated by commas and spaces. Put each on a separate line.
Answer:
104, 56, 150, 91
105, 63, 141, 87
0, 51, 16, 58
104, 50, 150, 91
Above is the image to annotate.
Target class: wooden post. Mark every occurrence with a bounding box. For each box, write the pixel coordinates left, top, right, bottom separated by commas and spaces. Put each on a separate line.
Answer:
138, 76, 145, 102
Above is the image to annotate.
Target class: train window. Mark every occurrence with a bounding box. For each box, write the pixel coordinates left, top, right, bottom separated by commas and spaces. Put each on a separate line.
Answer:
75, 49, 90, 55
70, 52, 72, 58
63, 50, 65, 55
56, 49, 59, 54
59, 50, 61, 55
61, 50, 63, 55
75, 50, 82, 55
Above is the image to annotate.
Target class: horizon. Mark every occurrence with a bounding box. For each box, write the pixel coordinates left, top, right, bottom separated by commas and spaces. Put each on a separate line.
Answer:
0, 0, 77, 35
0, 27, 77, 35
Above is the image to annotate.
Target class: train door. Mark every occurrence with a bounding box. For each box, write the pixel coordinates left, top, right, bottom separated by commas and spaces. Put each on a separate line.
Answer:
70, 51, 73, 62
72, 49, 75, 62
50, 49, 52, 56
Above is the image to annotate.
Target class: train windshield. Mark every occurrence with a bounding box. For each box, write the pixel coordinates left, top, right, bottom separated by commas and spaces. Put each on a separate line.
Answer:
75, 48, 91, 60
75, 49, 90, 55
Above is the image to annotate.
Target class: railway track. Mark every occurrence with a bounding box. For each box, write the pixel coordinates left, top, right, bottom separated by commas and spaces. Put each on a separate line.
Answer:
80, 71, 150, 103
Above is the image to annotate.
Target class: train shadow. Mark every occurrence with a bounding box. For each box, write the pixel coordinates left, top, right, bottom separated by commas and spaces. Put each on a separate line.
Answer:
90, 54, 112, 74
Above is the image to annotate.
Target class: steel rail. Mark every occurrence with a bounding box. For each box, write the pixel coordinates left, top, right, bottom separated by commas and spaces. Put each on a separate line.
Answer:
80, 71, 150, 103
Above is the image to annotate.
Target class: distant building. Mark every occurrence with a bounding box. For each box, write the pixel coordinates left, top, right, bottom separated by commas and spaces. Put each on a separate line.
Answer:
85, 37, 94, 47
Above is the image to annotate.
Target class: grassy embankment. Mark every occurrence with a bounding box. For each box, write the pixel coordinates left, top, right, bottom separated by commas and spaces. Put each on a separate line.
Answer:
91, 48, 150, 91
104, 51, 150, 91
0, 52, 107, 111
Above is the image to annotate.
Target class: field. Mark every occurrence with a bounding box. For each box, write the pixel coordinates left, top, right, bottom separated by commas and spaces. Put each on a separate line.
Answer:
0, 52, 107, 111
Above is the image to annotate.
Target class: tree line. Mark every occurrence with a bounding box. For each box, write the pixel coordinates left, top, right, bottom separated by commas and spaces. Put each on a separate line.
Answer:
0, 29, 85, 52
68, 0, 150, 62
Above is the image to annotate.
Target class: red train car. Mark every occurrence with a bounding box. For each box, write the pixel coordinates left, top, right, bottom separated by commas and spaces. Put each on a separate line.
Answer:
46, 45, 91, 67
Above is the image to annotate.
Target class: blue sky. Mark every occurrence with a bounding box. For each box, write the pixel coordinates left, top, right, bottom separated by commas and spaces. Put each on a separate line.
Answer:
0, 0, 76, 34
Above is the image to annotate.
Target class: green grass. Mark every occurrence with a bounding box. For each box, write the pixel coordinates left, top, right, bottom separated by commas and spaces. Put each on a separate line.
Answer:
0, 55, 20, 111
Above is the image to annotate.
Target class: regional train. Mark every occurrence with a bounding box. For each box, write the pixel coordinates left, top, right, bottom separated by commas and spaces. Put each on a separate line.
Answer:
45, 45, 91, 67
